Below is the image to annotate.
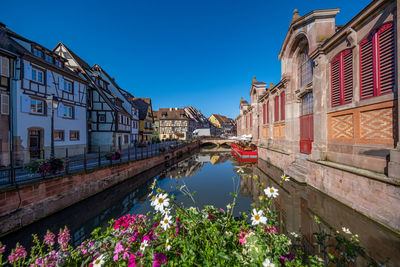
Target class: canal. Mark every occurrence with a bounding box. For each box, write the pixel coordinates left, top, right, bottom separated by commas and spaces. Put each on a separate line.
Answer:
1, 151, 399, 265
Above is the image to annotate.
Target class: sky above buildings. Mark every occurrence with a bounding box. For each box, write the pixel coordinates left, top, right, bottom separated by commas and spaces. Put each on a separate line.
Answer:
3, 0, 370, 119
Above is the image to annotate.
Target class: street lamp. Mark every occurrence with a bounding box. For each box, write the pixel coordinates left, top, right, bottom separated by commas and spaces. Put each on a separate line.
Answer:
46, 94, 59, 159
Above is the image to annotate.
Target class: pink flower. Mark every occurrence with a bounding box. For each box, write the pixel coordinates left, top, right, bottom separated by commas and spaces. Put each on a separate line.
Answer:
0, 244, 5, 254
8, 244, 27, 264
152, 253, 167, 267
58, 227, 70, 250
265, 225, 277, 235
44, 231, 56, 246
219, 208, 225, 212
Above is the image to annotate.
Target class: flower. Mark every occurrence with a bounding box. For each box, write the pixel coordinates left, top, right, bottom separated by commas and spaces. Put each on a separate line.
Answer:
316, 256, 324, 262
342, 227, 352, 234
92, 254, 106, 267
153, 253, 167, 267
263, 258, 275, 267
44, 231, 56, 246
139, 240, 149, 251
251, 209, 267, 225
264, 187, 279, 198
153, 193, 170, 212
290, 232, 299, 238
164, 239, 171, 251
253, 175, 258, 179
236, 168, 244, 173
160, 215, 172, 230
0, 244, 5, 254
8, 244, 27, 264
58, 227, 70, 250
281, 174, 290, 182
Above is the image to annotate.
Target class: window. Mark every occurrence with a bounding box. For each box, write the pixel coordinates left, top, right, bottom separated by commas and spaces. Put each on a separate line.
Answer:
45, 54, 53, 63
63, 105, 73, 118
280, 91, 285, 121
54, 130, 64, 141
55, 59, 63, 68
124, 135, 129, 144
267, 101, 269, 124
274, 96, 279, 122
331, 49, 353, 106
119, 115, 122, 124
0, 94, 9, 115
70, 131, 80, 141
32, 48, 43, 58
98, 114, 106, 122
250, 113, 252, 127
360, 22, 395, 99
245, 116, 248, 128
0, 56, 10, 78
299, 47, 313, 87
262, 103, 266, 124
63, 80, 72, 93
32, 68, 44, 83
30, 99, 44, 114
301, 93, 313, 115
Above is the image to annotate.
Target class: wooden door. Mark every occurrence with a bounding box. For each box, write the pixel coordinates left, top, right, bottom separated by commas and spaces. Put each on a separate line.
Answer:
300, 93, 314, 154
29, 130, 41, 159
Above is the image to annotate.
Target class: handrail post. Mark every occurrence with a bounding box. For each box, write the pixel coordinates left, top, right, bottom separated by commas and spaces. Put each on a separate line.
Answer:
84, 147, 87, 171
98, 147, 101, 167
65, 148, 69, 175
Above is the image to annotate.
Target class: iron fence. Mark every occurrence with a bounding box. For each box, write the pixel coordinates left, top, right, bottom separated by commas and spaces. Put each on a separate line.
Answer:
0, 140, 191, 189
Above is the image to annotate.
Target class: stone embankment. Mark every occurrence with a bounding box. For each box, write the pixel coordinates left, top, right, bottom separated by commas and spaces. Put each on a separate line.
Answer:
0, 141, 199, 236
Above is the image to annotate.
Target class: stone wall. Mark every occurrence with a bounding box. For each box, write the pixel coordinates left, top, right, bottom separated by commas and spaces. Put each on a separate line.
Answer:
0, 141, 199, 236
258, 146, 400, 231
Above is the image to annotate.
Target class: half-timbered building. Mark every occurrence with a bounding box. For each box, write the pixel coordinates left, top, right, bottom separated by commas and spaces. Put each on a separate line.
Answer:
132, 98, 154, 142
2, 26, 88, 163
53, 43, 130, 152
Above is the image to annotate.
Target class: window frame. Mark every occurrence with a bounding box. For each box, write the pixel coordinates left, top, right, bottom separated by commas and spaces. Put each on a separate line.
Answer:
32, 68, 44, 84
54, 130, 65, 141
274, 95, 279, 122
69, 130, 80, 141
30, 98, 45, 115
98, 114, 106, 123
63, 105, 73, 119
63, 79, 73, 93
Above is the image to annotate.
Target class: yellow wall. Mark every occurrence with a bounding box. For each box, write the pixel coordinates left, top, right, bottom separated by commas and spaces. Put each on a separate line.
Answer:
209, 115, 221, 128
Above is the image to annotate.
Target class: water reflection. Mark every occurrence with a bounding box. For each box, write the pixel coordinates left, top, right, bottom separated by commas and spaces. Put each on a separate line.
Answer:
1, 151, 399, 266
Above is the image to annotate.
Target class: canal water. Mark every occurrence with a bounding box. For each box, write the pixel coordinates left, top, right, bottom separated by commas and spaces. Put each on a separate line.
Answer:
1, 151, 399, 265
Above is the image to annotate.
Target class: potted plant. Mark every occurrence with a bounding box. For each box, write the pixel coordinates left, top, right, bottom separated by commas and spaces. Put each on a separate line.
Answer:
104, 151, 123, 160
25, 157, 64, 178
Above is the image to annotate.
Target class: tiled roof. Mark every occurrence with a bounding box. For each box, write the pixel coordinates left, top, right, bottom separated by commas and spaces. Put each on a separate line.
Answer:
210, 114, 235, 126
159, 108, 188, 120
132, 98, 152, 120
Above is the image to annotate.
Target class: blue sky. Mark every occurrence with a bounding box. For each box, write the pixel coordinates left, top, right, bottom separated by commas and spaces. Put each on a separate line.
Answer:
3, 0, 370, 119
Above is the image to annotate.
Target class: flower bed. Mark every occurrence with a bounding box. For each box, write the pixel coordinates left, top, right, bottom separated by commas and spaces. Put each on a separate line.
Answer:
25, 158, 64, 178
0, 174, 374, 266
104, 151, 123, 161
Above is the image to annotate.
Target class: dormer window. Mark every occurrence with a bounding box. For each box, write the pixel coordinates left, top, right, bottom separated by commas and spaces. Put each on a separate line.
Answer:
55, 59, 63, 68
33, 48, 43, 58
45, 54, 53, 63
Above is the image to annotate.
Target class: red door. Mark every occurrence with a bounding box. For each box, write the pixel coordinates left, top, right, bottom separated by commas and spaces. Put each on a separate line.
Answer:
300, 93, 314, 154
300, 114, 313, 154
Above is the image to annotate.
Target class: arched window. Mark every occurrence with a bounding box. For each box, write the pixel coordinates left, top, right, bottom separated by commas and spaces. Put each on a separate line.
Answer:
360, 22, 395, 99
331, 49, 353, 107
298, 46, 313, 87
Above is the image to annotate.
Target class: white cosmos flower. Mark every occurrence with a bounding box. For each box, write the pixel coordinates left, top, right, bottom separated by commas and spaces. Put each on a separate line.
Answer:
264, 187, 279, 198
281, 174, 290, 182
160, 214, 173, 230
164, 238, 171, 251
139, 240, 149, 251
342, 227, 352, 234
236, 168, 244, 173
92, 254, 105, 267
290, 232, 299, 238
251, 209, 267, 226
154, 193, 170, 212
262, 258, 275, 267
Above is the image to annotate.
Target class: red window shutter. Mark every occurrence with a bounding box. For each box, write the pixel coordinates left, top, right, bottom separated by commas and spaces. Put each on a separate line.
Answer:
342, 49, 353, 104
360, 37, 374, 99
331, 55, 341, 106
377, 22, 394, 95
262, 103, 266, 124
267, 101, 269, 124
280, 91, 285, 120
250, 113, 252, 127
274, 96, 279, 122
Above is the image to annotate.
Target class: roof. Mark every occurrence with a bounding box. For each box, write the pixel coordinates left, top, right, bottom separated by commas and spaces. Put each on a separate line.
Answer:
184, 106, 209, 124
153, 110, 159, 120
158, 108, 188, 120
132, 98, 153, 120
210, 114, 235, 126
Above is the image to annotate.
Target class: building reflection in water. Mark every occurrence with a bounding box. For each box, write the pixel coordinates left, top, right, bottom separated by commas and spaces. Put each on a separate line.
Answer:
237, 157, 400, 266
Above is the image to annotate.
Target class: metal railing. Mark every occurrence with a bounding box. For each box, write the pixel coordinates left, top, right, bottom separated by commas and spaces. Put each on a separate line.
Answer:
0, 140, 191, 189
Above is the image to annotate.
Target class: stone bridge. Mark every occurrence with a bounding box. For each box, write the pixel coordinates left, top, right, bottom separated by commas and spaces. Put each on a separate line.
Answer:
199, 139, 234, 149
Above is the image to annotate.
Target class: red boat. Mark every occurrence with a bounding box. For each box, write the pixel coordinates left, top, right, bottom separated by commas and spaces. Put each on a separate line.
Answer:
231, 143, 258, 164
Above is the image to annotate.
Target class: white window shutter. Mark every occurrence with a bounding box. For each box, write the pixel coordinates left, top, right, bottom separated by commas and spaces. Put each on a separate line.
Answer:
75, 106, 78, 119
47, 71, 53, 87
1, 94, 9, 115
58, 77, 64, 90
57, 102, 64, 117
24, 62, 32, 80
1, 57, 9, 77
21, 95, 30, 113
